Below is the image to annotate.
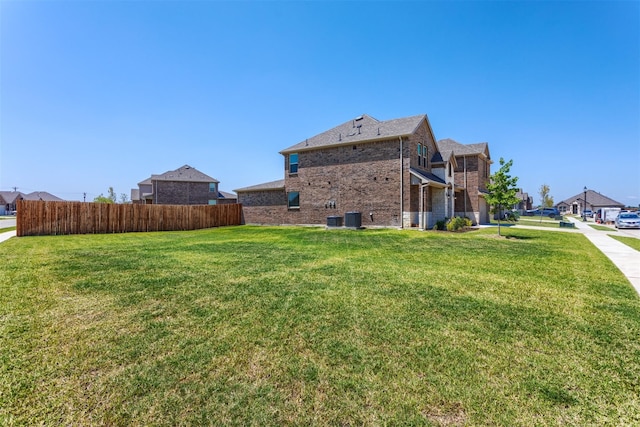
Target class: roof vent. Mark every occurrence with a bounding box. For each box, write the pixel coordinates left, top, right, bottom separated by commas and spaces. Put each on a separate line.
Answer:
377, 127, 380, 135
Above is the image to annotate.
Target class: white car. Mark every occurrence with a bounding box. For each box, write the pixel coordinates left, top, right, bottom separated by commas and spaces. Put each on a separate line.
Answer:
615, 212, 640, 229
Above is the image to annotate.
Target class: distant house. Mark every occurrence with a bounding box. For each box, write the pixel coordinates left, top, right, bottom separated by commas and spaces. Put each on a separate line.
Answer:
236, 113, 492, 228
513, 189, 533, 213
0, 190, 63, 215
131, 165, 236, 205
556, 189, 624, 215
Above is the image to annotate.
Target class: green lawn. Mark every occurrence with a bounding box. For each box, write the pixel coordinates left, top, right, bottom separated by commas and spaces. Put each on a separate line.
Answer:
589, 224, 617, 232
610, 234, 640, 252
516, 219, 562, 228
1, 226, 639, 425
0, 227, 16, 233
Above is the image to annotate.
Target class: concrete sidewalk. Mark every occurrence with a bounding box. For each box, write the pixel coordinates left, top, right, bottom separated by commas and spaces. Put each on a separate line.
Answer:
567, 217, 640, 296
0, 230, 16, 243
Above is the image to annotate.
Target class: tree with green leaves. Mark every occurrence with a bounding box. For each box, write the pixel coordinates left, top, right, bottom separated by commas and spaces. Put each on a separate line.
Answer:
539, 184, 554, 208
485, 158, 520, 236
93, 187, 117, 204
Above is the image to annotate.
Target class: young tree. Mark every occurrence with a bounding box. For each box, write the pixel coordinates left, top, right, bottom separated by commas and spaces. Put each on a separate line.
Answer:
93, 187, 117, 204
119, 193, 129, 204
539, 184, 554, 208
485, 158, 520, 236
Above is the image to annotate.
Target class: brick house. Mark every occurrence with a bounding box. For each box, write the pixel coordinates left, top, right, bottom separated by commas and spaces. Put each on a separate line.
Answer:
436, 139, 493, 225
236, 114, 491, 228
556, 189, 624, 215
131, 165, 235, 205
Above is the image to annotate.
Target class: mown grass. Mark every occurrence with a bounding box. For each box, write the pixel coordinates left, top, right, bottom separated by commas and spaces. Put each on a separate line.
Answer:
0, 227, 16, 233
589, 224, 617, 232
1, 226, 639, 426
610, 234, 640, 252
516, 219, 562, 228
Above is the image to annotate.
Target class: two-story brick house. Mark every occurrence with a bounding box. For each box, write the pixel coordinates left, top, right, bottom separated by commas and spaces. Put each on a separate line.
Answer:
236, 114, 491, 228
436, 139, 492, 225
131, 165, 230, 205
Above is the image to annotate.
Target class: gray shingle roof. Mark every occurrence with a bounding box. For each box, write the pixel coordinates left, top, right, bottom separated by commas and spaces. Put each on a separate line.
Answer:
0, 191, 23, 204
280, 114, 428, 154
23, 191, 63, 202
437, 139, 490, 158
235, 179, 285, 193
218, 191, 237, 199
151, 165, 219, 183
409, 168, 447, 186
559, 190, 624, 208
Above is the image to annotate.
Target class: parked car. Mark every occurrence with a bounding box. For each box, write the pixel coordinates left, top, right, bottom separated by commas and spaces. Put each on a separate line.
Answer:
524, 207, 559, 218
615, 212, 640, 229
583, 210, 593, 218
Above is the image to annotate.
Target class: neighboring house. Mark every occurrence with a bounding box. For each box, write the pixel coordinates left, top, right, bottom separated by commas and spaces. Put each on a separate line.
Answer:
236, 114, 492, 228
22, 191, 64, 202
556, 189, 624, 215
513, 189, 533, 213
0, 191, 24, 215
436, 139, 493, 225
0, 190, 64, 214
131, 165, 227, 205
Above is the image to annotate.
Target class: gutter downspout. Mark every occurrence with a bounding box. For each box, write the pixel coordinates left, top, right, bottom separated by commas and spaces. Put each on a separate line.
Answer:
463, 155, 467, 218
399, 136, 403, 228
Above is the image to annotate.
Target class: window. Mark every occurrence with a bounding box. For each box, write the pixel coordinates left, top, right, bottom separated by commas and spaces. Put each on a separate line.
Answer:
289, 153, 298, 174
288, 191, 300, 209
417, 144, 422, 165
209, 183, 217, 193
208, 200, 217, 205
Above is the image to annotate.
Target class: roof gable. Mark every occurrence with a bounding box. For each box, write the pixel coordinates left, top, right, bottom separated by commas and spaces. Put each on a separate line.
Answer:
147, 165, 219, 183
559, 189, 624, 207
280, 114, 427, 154
23, 191, 63, 202
437, 139, 490, 159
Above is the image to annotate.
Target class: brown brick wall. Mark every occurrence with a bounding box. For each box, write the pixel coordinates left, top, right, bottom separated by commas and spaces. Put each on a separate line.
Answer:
287, 138, 404, 226
154, 181, 218, 205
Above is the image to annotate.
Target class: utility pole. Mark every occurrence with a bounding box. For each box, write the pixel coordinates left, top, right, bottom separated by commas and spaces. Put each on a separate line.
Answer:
83, 192, 86, 202
12, 186, 18, 192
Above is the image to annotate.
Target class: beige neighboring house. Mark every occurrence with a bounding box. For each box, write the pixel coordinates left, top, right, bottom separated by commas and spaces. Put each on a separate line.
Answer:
556, 189, 624, 215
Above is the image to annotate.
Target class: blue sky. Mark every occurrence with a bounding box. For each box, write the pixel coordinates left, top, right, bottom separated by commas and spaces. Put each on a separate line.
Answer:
1, 0, 638, 206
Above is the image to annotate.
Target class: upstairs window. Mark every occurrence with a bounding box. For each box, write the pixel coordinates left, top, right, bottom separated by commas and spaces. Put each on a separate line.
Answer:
417, 144, 422, 165
288, 191, 300, 209
209, 182, 217, 193
289, 153, 299, 174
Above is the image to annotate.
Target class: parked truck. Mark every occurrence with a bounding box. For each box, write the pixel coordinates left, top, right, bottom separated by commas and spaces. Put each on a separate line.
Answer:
597, 208, 621, 224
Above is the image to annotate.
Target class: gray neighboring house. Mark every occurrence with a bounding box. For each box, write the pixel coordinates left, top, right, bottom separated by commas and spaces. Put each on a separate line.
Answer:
556, 189, 624, 215
0, 191, 63, 215
131, 165, 236, 205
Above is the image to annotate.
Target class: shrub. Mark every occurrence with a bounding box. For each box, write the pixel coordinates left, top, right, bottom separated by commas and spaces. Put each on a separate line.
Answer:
447, 216, 468, 232
433, 219, 447, 231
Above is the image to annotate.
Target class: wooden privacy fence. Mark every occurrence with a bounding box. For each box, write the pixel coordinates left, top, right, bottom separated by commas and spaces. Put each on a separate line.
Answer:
16, 200, 243, 237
